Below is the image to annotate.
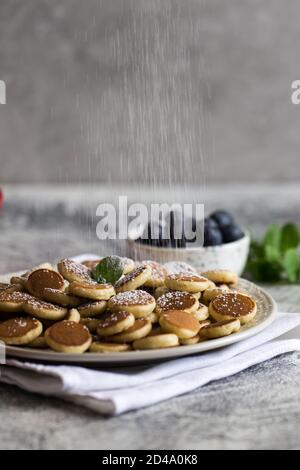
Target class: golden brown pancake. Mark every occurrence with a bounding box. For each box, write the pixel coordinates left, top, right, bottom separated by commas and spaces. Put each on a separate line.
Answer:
0, 317, 42, 345
57, 259, 91, 283
26, 269, 65, 298
159, 310, 200, 338
155, 291, 198, 314
209, 292, 257, 324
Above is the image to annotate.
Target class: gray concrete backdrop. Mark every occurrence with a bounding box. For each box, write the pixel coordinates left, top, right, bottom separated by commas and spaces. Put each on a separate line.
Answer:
1, 0, 300, 184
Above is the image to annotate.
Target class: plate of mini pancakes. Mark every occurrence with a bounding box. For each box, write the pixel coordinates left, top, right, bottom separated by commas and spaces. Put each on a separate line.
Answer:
0, 257, 277, 364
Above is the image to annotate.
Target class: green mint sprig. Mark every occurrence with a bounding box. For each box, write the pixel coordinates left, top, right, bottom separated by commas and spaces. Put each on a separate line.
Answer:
92, 256, 123, 285
246, 223, 300, 283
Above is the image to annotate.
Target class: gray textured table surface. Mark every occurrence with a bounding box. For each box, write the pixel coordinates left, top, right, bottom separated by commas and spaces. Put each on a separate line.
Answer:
1, 184, 300, 450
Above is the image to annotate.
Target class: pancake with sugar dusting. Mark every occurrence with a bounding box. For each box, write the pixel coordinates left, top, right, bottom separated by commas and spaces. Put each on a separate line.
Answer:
141, 260, 168, 288
165, 273, 210, 293
0, 291, 32, 313
45, 320, 91, 353
97, 310, 135, 336
202, 285, 230, 303
58, 259, 92, 283
0, 317, 43, 345
26, 269, 65, 298
209, 292, 257, 325
109, 318, 152, 343
24, 297, 67, 321
43, 288, 81, 307
155, 291, 199, 315
164, 261, 196, 275
69, 280, 115, 300
77, 299, 107, 317
108, 290, 155, 318
201, 269, 238, 287
114, 265, 151, 293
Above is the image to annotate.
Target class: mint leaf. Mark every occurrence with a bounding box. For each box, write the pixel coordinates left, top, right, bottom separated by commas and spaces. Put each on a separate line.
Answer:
264, 244, 280, 263
280, 223, 300, 253
92, 256, 123, 285
282, 248, 299, 283
263, 224, 281, 250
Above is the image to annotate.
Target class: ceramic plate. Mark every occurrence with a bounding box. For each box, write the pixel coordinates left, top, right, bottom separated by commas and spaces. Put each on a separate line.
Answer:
0, 274, 277, 364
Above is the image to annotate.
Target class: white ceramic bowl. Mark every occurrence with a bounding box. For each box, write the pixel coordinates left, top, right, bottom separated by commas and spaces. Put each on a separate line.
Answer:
127, 232, 250, 275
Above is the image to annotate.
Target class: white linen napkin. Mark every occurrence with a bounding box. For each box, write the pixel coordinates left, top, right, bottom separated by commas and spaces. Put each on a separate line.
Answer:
1, 254, 300, 416
1, 313, 300, 415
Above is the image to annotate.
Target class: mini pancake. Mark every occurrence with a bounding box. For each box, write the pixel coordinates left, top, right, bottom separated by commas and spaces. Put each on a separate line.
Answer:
26, 269, 65, 298
69, 281, 115, 300
114, 265, 151, 293
89, 341, 131, 353
0, 283, 23, 294
133, 334, 179, 350
154, 286, 170, 299
27, 335, 48, 349
0, 291, 32, 313
141, 261, 168, 288
165, 273, 210, 293
147, 311, 159, 324
43, 288, 81, 307
159, 310, 200, 339
164, 261, 196, 275
45, 320, 92, 353
66, 308, 81, 323
80, 317, 101, 333
119, 257, 135, 274
0, 317, 42, 345
109, 318, 152, 343
201, 269, 238, 287
108, 290, 156, 318
0, 282, 10, 291
77, 300, 107, 317
10, 275, 28, 288
57, 258, 92, 283
97, 311, 135, 336
198, 319, 211, 330
24, 298, 67, 321
201, 319, 241, 339
209, 292, 257, 325
193, 303, 209, 321
0, 282, 23, 293
202, 285, 230, 303
180, 335, 200, 345
155, 291, 199, 315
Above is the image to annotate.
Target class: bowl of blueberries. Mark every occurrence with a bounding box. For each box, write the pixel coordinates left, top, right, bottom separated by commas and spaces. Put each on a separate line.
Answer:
127, 209, 250, 275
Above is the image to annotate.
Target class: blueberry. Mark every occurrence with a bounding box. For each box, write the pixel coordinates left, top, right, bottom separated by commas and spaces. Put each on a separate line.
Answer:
204, 217, 219, 230
222, 224, 244, 243
203, 226, 223, 246
210, 210, 235, 229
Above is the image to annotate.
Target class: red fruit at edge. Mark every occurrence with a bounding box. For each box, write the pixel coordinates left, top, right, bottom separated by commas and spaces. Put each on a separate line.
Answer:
0, 189, 4, 209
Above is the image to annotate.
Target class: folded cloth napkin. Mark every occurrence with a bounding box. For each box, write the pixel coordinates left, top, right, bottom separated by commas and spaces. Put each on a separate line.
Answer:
1, 313, 300, 415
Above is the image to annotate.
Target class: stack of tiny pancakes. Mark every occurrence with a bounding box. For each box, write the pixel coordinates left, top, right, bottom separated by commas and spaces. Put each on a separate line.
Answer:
0, 259, 257, 354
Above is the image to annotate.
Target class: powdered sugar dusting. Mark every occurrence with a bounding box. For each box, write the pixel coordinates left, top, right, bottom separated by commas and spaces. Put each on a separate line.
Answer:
157, 291, 196, 310
164, 261, 196, 275
110, 290, 154, 306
